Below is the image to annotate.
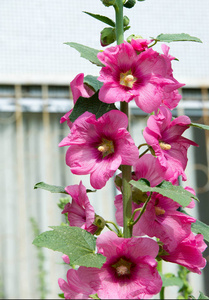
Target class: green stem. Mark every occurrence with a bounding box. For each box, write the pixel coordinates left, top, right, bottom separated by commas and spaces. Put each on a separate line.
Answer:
139, 148, 149, 158
105, 220, 123, 236
160, 287, 165, 300
130, 192, 153, 227
114, 0, 132, 238
114, 0, 124, 45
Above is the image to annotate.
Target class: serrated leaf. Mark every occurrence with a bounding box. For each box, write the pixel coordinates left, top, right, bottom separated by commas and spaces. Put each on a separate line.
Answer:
191, 219, 209, 243
34, 182, 68, 194
69, 91, 118, 122
65, 42, 104, 67
161, 273, 183, 288
130, 179, 198, 207
33, 226, 106, 268
190, 122, 209, 131
83, 11, 115, 27
84, 75, 103, 92
154, 33, 202, 43
198, 291, 209, 299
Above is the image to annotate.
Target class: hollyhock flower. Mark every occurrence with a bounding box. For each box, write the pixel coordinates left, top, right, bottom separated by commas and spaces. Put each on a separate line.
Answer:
143, 106, 198, 183
59, 232, 162, 299
115, 154, 166, 193
130, 38, 153, 52
133, 154, 166, 186
115, 192, 196, 252
59, 110, 139, 189
97, 41, 184, 113
60, 73, 94, 128
161, 233, 207, 274
131, 193, 196, 252
58, 267, 97, 299
62, 181, 97, 234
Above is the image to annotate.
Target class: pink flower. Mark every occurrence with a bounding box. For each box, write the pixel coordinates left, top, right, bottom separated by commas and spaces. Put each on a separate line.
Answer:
97, 41, 184, 113
58, 267, 97, 299
59, 110, 139, 189
59, 232, 162, 299
133, 154, 166, 187
62, 181, 97, 234
132, 193, 196, 252
115, 192, 196, 252
60, 73, 94, 128
143, 106, 198, 183
161, 233, 207, 274
130, 38, 153, 52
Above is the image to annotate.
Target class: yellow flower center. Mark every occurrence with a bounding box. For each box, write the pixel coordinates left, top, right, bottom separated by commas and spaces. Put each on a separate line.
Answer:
155, 206, 166, 216
112, 258, 132, 277
120, 70, 137, 88
97, 138, 114, 157
159, 140, 171, 150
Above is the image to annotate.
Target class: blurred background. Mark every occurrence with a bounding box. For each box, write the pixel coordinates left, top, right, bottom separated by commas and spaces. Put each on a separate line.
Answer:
0, 0, 209, 298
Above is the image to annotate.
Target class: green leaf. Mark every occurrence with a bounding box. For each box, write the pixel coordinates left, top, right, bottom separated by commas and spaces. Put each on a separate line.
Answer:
190, 122, 209, 131
198, 291, 209, 299
191, 219, 209, 243
89, 294, 100, 300
58, 293, 65, 298
154, 33, 202, 43
69, 91, 118, 122
83, 11, 115, 27
161, 273, 183, 288
65, 42, 104, 67
33, 226, 106, 268
84, 75, 103, 92
130, 179, 199, 207
34, 182, 68, 194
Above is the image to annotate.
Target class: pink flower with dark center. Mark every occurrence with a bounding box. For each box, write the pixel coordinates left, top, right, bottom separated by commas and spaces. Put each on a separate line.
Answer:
115, 192, 196, 252
143, 106, 198, 183
60, 73, 94, 128
131, 193, 196, 252
161, 232, 207, 274
97, 41, 184, 113
115, 154, 167, 226
59, 110, 139, 189
59, 232, 162, 299
62, 181, 97, 234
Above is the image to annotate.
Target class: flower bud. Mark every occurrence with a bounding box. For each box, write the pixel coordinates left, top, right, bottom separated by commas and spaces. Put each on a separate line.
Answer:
100, 27, 116, 47
101, 0, 116, 7
127, 34, 143, 43
124, 0, 136, 8
93, 214, 106, 235
123, 16, 130, 26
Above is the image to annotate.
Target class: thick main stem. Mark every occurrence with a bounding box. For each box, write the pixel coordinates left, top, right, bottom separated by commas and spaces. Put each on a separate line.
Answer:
115, 0, 132, 238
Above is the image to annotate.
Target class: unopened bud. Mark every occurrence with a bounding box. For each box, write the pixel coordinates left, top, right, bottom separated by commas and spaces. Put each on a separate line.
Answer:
93, 215, 106, 235
101, 0, 116, 7
127, 34, 143, 43
124, 0, 136, 8
100, 27, 116, 47
123, 16, 130, 26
